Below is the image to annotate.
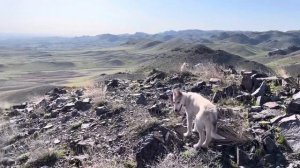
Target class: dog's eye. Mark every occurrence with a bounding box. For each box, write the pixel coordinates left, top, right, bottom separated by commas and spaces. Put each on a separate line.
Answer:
177, 101, 180, 104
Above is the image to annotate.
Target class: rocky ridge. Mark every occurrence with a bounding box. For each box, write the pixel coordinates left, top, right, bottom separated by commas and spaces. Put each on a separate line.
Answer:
0, 67, 300, 168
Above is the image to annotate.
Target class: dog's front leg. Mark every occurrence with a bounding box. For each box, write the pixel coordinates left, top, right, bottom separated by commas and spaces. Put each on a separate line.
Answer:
184, 114, 193, 137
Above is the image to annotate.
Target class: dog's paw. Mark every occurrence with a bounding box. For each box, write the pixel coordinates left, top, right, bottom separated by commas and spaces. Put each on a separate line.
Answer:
183, 132, 191, 137
192, 128, 197, 132
193, 143, 201, 149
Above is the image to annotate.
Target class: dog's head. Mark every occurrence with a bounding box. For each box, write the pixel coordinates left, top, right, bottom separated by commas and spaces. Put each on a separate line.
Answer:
172, 89, 184, 113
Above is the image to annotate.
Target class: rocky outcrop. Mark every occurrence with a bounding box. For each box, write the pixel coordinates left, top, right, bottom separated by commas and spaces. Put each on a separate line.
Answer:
1, 69, 299, 168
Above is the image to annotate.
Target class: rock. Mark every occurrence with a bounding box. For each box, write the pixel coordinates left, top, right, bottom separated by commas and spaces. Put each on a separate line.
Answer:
209, 78, 221, 85
12, 103, 27, 109
223, 84, 239, 97
71, 110, 80, 117
190, 81, 206, 92
256, 95, 271, 106
25, 107, 33, 113
81, 123, 90, 129
241, 71, 254, 92
251, 81, 267, 97
250, 109, 283, 121
16, 153, 29, 164
48, 87, 67, 96
168, 75, 184, 84
28, 128, 39, 135
237, 148, 255, 167
61, 103, 75, 112
60, 115, 71, 123
74, 99, 91, 111
135, 126, 183, 168
95, 106, 109, 116
263, 135, 278, 153
135, 134, 167, 168
283, 77, 299, 88
287, 161, 300, 168
212, 90, 223, 103
159, 93, 169, 100
136, 94, 147, 105
278, 114, 300, 152
293, 91, 300, 100
148, 103, 165, 116
7, 109, 21, 117
116, 146, 126, 155
287, 98, 300, 114
235, 92, 252, 104
43, 123, 53, 129
263, 102, 280, 109
53, 139, 60, 144
72, 138, 95, 155
249, 106, 262, 112
144, 69, 166, 84
69, 154, 89, 167
29, 112, 38, 119
0, 157, 15, 166
262, 153, 287, 168
75, 89, 84, 96
107, 79, 119, 88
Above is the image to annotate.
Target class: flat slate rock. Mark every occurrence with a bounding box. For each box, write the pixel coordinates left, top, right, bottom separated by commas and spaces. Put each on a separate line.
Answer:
278, 114, 300, 152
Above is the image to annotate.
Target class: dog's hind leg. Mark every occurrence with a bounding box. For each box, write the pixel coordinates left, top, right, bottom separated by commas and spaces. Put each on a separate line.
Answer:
201, 123, 212, 148
193, 117, 205, 149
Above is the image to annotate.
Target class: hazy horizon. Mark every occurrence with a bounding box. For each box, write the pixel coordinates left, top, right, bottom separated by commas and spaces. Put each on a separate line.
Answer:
1, 0, 300, 36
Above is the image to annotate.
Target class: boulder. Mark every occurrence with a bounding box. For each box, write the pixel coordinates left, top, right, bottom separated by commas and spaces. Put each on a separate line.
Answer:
249, 109, 283, 121
287, 98, 300, 114
241, 71, 255, 92
251, 81, 267, 97
136, 94, 147, 105
235, 92, 252, 104
144, 69, 166, 84
223, 84, 239, 97
212, 90, 223, 103
293, 91, 300, 100
209, 78, 221, 85
48, 87, 67, 96
256, 95, 271, 106
7, 109, 21, 117
263, 102, 280, 109
135, 134, 166, 168
12, 103, 27, 109
135, 126, 183, 168
277, 115, 300, 152
148, 103, 165, 117
107, 79, 119, 88
74, 99, 91, 111
61, 103, 75, 112
190, 81, 206, 92
249, 106, 262, 113
95, 106, 109, 116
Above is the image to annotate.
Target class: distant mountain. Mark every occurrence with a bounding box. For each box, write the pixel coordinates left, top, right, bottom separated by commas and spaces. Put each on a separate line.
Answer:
1, 29, 300, 75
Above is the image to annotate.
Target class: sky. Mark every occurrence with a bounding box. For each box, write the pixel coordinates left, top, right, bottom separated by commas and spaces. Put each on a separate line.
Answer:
0, 0, 300, 36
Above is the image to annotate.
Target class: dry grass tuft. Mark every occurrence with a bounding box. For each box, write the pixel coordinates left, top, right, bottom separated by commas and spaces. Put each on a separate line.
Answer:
24, 148, 62, 168
276, 68, 290, 78
191, 62, 225, 81
83, 81, 107, 106
153, 151, 221, 168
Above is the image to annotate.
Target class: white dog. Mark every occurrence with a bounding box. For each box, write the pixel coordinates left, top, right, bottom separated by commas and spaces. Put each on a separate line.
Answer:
172, 89, 224, 148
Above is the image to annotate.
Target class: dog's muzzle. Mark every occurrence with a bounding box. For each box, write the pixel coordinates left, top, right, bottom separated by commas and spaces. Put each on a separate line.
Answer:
175, 104, 183, 114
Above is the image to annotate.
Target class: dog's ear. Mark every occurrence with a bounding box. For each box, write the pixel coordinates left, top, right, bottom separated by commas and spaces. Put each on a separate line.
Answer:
173, 88, 182, 97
